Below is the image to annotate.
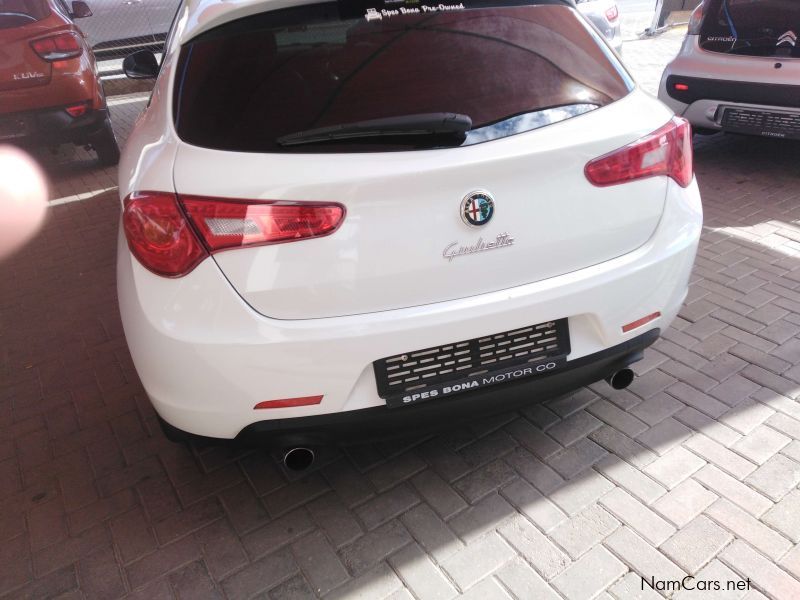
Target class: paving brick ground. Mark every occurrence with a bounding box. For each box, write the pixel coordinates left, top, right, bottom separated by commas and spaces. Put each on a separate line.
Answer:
4, 24, 800, 600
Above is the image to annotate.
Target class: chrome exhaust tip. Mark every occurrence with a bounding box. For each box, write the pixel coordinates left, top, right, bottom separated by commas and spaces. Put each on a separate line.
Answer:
283, 447, 315, 471
606, 368, 635, 390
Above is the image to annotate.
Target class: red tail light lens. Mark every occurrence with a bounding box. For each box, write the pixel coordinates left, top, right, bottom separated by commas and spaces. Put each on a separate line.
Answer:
181, 197, 345, 252
65, 102, 89, 118
31, 33, 82, 61
605, 4, 619, 21
123, 193, 346, 277
122, 192, 207, 277
585, 116, 693, 188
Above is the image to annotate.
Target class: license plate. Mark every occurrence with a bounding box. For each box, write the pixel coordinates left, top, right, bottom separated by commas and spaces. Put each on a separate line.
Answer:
722, 107, 800, 140
384, 354, 568, 408
0, 116, 28, 140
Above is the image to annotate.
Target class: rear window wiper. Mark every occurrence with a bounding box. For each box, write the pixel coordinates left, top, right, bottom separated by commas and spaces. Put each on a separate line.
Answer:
276, 113, 472, 146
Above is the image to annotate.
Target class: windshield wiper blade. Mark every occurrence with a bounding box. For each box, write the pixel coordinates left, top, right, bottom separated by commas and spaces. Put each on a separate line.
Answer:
276, 112, 472, 146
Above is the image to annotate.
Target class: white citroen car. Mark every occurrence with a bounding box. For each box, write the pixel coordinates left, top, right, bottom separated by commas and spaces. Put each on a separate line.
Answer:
659, 0, 800, 139
117, 0, 702, 451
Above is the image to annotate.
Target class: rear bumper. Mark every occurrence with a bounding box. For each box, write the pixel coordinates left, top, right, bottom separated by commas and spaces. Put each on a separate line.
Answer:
118, 178, 702, 440
237, 329, 658, 446
0, 105, 108, 146
658, 37, 800, 138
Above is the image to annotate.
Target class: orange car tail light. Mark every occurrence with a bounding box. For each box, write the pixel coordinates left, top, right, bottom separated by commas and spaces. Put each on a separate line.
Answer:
31, 32, 82, 61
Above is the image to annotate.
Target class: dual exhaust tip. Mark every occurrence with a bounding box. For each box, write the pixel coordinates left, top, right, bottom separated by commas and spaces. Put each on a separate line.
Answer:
282, 368, 634, 471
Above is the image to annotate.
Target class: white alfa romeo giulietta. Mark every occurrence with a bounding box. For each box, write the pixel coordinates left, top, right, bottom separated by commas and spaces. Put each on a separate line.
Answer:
117, 0, 702, 460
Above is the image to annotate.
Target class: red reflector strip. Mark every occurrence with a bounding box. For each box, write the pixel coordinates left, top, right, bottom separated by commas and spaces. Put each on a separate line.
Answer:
254, 395, 323, 410
674, 83, 689, 91
622, 312, 661, 333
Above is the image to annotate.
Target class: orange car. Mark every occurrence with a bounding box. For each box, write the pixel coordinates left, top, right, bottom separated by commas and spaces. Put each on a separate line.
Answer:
0, 0, 119, 165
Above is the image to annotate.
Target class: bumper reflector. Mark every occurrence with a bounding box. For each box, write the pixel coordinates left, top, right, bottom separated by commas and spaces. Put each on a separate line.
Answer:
622, 312, 661, 333
254, 395, 323, 410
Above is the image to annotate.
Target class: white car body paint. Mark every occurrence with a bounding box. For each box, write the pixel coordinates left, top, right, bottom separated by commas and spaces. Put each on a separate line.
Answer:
118, 0, 702, 439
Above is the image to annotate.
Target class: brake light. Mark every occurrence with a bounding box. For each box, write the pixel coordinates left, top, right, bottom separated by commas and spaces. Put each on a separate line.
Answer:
585, 116, 693, 188
605, 4, 619, 22
122, 193, 346, 277
181, 196, 345, 252
122, 192, 207, 277
674, 83, 689, 91
31, 32, 82, 61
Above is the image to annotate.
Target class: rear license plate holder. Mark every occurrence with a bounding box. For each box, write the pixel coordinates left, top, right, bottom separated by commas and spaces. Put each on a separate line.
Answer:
0, 115, 29, 140
374, 319, 570, 408
721, 107, 800, 140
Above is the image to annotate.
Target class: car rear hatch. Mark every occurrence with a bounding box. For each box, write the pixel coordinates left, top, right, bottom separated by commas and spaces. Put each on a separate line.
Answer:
171, 1, 670, 320
0, 0, 53, 92
699, 0, 800, 57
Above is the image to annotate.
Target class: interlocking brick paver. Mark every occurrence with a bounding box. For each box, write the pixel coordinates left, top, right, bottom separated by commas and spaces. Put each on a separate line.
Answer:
732, 424, 790, 464
551, 546, 627, 600
496, 557, 561, 600
550, 503, 619, 559
643, 446, 706, 489
387, 543, 457, 600
599, 488, 676, 547
684, 433, 756, 480
762, 489, 800, 543
292, 531, 349, 596
498, 515, 570, 580
400, 504, 463, 563
706, 499, 792, 561
652, 479, 717, 528
672, 559, 751, 600
339, 520, 412, 576
637, 418, 693, 456
720, 540, 800, 600
448, 492, 515, 543
745, 453, 800, 501
440, 532, 515, 591
604, 526, 686, 584
500, 477, 567, 532
660, 516, 733, 574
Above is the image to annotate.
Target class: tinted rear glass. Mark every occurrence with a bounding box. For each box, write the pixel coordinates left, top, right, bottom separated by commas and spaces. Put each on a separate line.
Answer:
700, 0, 799, 57
174, 0, 632, 153
0, 0, 49, 28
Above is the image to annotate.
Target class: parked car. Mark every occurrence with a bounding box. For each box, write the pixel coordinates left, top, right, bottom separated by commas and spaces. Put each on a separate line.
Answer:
577, 0, 623, 52
75, 0, 178, 57
0, 0, 120, 164
659, 0, 800, 139
117, 0, 701, 454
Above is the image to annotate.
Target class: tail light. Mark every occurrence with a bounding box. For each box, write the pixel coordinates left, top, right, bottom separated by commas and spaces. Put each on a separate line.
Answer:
585, 116, 693, 188
181, 196, 345, 252
65, 102, 89, 118
123, 193, 207, 277
31, 32, 82, 61
122, 192, 345, 277
687, 2, 704, 35
605, 4, 619, 22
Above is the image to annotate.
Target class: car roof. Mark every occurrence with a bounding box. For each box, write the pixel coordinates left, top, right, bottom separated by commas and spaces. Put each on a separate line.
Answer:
179, 0, 575, 45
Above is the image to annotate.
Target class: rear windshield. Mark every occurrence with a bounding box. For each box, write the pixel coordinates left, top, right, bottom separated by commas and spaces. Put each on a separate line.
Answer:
0, 0, 49, 28
173, 0, 632, 153
700, 0, 800, 57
